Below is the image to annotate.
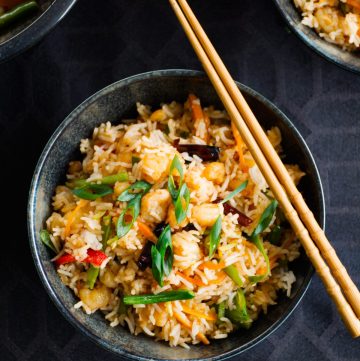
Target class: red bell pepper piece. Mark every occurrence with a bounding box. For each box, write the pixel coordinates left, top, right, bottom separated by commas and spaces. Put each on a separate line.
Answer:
54, 249, 107, 267
84, 249, 108, 267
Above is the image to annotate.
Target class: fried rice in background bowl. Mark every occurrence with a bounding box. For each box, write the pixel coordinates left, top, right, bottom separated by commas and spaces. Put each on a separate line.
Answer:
273, 0, 360, 73
28, 69, 325, 360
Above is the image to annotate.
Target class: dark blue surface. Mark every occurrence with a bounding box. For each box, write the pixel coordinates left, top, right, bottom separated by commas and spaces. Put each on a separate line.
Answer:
1, 0, 360, 360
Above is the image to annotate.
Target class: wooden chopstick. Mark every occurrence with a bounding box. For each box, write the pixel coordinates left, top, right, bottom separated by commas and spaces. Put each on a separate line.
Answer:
175, 0, 360, 321
169, 0, 360, 337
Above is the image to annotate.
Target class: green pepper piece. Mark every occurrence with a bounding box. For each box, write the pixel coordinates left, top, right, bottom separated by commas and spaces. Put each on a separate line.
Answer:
0, 1, 38, 29
87, 265, 100, 290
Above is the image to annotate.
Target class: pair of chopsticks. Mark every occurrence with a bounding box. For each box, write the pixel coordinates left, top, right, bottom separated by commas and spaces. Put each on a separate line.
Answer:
169, 0, 360, 337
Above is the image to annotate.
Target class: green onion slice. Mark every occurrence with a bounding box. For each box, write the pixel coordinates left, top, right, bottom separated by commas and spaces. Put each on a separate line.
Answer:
151, 225, 173, 286
208, 215, 222, 258
217, 302, 226, 320
269, 225, 282, 245
224, 264, 243, 286
168, 154, 184, 200
72, 184, 113, 200
248, 200, 278, 283
117, 180, 151, 202
100, 172, 129, 185
87, 265, 100, 289
220, 180, 248, 204
40, 229, 57, 253
226, 289, 252, 328
123, 290, 194, 305
101, 215, 112, 249
116, 194, 141, 238
174, 183, 190, 224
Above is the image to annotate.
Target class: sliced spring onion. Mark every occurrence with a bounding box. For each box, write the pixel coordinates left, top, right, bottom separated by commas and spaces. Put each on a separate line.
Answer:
224, 264, 243, 286
248, 200, 278, 283
118, 297, 128, 314
116, 194, 141, 238
116, 181, 152, 238
117, 180, 151, 202
220, 180, 248, 204
226, 289, 252, 328
123, 290, 194, 305
208, 216, 222, 258
174, 183, 190, 224
40, 229, 56, 253
269, 225, 282, 245
87, 265, 100, 289
131, 156, 141, 165
251, 200, 278, 238
168, 154, 184, 200
151, 225, 173, 286
72, 184, 113, 200
101, 215, 112, 249
217, 302, 226, 319
100, 172, 128, 185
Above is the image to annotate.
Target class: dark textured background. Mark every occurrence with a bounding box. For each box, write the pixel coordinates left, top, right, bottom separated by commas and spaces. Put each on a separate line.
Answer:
1, 0, 360, 360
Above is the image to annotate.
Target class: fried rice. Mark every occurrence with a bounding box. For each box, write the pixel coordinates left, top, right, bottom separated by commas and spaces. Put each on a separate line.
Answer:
294, 0, 360, 50
43, 95, 305, 347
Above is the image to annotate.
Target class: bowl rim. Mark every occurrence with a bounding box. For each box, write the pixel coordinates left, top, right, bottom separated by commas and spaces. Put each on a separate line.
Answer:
0, 0, 77, 64
272, 0, 360, 74
28, 69, 326, 361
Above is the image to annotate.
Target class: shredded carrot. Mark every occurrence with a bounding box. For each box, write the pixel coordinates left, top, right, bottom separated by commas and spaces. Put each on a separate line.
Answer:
199, 260, 225, 270
231, 121, 248, 172
188, 94, 209, 143
347, 0, 360, 10
176, 271, 205, 287
208, 271, 227, 285
137, 221, 157, 242
64, 200, 88, 237
173, 309, 210, 345
181, 305, 217, 321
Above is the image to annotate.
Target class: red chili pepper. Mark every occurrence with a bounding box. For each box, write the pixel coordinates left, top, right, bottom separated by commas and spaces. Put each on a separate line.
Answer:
54, 253, 76, 266
54, 249, 107, 267
84, 249, 108, 267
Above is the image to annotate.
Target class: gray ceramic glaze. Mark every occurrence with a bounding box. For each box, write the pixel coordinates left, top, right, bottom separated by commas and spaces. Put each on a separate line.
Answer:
0, 0, 76, 63
273, 0, 360, 74
28, 70, 325, 361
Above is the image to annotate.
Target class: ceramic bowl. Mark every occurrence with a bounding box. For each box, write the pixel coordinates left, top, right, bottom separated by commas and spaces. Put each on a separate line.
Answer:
0, 0, 76, 63
273, 0, 360, 74
28, 69, 325, 360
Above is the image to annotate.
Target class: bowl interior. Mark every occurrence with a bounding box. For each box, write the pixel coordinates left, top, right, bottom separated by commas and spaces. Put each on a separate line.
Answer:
273, 0, 360, 73
29, 70, 325, 361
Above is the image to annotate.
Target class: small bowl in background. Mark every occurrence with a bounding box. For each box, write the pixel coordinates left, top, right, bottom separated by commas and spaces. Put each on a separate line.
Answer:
0, 0, 76, 63
28, 69, 325, 360
273, 0, 360, 74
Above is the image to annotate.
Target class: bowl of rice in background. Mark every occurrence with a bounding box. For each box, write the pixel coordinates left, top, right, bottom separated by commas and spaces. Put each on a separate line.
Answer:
28, 69, 325, 360
273, 0, 360, 73
0, 0, 76, 63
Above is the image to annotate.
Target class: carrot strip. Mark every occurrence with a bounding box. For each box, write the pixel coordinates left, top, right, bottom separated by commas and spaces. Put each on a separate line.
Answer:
137, 221, 157, 242
188, 94, 209, 143
199, 260, 225, 270
231, 121, 248, 172
181, 305, 217, 321
208, 271, 227, 285
173, 309, 210, 345
64, 200, 88, 237
176, 271, 205, 287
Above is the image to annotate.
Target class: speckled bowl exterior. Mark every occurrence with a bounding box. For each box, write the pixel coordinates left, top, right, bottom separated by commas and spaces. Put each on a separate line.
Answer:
0, 0, 76, 63
273, 0, 360, 74
28, 69, 325, 361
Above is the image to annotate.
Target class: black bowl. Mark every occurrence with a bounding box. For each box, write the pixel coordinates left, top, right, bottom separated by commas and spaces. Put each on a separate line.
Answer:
0, 0, 76, 63
28, 69, 325, 360
273, 0, 360, 74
